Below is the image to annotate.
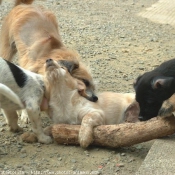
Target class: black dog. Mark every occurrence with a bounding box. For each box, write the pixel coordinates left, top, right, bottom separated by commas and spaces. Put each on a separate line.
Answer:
134, 58, 175, 121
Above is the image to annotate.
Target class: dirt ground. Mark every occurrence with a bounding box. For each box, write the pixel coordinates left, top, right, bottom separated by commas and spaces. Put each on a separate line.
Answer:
0, 0, 175, 174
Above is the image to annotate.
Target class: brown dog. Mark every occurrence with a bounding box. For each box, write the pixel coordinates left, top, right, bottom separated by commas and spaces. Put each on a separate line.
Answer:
44, 59, 140, 148
0, 0, 97, 102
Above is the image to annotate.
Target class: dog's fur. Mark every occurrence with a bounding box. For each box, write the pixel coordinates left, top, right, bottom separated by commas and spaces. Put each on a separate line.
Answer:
134, 58, 175, 121
0, 0, 97, 102
0, 83, 24, 108
0, 57, 52, 144
44, 59, 140, 148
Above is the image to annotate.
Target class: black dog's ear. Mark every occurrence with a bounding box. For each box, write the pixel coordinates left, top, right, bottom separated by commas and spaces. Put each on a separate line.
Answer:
152, 77, 175, 89
133, 75, 142, 89
59, 60, 79, 73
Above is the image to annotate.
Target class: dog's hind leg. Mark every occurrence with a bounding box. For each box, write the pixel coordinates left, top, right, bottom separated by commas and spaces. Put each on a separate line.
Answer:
79, 111, 104, 148
1, 109, 23, 132
0, 18, 17, 60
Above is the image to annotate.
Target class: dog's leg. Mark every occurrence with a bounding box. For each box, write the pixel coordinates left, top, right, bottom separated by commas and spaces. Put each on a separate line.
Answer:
20, 109, 29, 124
159, 94, 175, 117
26, 107, 52, 144
0, 18, 17, 61
79, 111, 104, 148
1, 109, 23, 132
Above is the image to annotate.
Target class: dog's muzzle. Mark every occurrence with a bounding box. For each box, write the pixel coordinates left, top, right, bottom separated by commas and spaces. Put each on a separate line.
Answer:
87, 93, 98, 102
46, 58, 53, 66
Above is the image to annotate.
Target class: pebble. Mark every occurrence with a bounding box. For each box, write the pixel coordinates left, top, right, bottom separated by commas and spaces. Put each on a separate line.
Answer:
0, 163, 4, 168
21, 148, 27, 153
84, 150, 89, 156
71, 159, 77, 163
121, 153, 126, 156
20, 153, 27, 158
58, 157, 62, 161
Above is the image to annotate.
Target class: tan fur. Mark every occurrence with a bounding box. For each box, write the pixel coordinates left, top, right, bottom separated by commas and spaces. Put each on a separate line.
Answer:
159, 94, 175, 117
44, 60, 140, 148
0, 0, 96, 100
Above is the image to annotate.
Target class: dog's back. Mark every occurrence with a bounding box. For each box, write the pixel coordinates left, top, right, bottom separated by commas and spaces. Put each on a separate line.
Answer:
96, 92, 138, 124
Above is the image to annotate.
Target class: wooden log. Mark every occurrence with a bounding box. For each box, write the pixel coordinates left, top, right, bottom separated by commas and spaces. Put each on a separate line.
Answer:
52, 115, 175, 148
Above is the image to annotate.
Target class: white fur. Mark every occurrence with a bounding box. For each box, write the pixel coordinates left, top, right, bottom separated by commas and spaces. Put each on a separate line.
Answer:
45, 60, 139, 148
0, 57, 52, 144
0, 83, 23, 108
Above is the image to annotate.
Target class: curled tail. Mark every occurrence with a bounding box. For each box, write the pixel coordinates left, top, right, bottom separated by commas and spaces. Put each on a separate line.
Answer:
0, 83, 24, 108
15, 0, 34, 6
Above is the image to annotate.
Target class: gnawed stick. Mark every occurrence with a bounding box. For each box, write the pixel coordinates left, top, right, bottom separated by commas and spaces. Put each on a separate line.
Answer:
52, 115, 175, 148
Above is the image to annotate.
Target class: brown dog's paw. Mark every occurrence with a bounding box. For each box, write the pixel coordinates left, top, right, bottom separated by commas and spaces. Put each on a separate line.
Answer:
159, 101, 174, 117
20, 132, 38, 143
78, 126, 93, 148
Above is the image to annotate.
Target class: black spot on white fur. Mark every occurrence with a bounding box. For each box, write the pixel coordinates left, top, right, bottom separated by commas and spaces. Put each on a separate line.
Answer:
5, 60, 27, 88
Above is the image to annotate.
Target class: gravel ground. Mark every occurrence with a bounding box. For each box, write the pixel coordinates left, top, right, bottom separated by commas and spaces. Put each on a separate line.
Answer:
0, 0, 175, 174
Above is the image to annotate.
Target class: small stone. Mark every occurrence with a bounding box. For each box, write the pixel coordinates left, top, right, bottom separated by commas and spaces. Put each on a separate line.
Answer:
116, 163, 125, 167
21, 148, 27, 153
58, 157, 62, 161
121, 153, 126, 156
71, 159, 76, 163
0, 163, 4, 168
20, 153, 27, 158
84, 150, 89, 156
0, 128, 5, 132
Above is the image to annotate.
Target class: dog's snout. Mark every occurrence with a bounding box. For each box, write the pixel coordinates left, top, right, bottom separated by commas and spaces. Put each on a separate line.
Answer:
46, 58, 53, 63
92, 95, 98, 102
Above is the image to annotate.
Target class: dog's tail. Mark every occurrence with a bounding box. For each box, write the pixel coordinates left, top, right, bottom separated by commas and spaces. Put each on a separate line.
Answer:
15, 0, 34, 6
0, 83, 24, 108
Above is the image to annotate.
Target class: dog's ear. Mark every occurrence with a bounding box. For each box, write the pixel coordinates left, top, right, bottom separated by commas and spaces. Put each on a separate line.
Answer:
59, 60, 79, 74
124, 101, 140, 123
76, 80, 87, 97
133, 75, 142, 89
152, 77, 175, 89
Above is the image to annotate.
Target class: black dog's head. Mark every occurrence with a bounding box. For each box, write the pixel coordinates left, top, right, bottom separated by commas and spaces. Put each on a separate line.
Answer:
134, 72, 175, 121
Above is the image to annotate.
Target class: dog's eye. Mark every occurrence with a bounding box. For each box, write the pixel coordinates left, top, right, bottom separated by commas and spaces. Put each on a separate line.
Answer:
61, 66, 66, 70
82, 79, 90, 87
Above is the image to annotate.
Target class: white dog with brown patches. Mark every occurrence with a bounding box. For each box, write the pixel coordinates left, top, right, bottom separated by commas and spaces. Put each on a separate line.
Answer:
44, 59, 140, 148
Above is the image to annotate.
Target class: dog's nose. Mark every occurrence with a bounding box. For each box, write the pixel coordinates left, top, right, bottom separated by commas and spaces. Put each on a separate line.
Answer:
92, 95, 98, 102
46, 58, 53, 63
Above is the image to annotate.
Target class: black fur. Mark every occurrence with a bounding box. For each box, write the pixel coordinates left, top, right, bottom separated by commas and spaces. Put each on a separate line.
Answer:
5, 60, 27, 88
134, 58, 175, 121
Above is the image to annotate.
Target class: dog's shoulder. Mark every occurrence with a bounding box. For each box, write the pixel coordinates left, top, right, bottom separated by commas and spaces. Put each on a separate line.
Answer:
0, 58, 28, 88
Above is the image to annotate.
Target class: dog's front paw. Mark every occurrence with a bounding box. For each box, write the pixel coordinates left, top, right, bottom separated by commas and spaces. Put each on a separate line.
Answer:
38, 134, 53, 144
78, 126, 93, 148
20, 132, 38, 143
159, 101, 174, 117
